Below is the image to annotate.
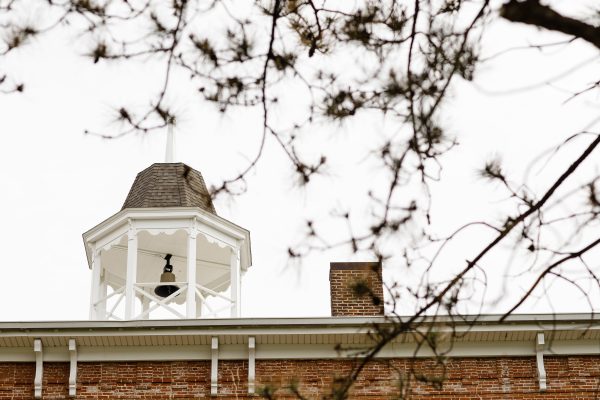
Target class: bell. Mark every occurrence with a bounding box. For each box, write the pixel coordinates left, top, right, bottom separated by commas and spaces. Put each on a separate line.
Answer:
154, 254, 180, 298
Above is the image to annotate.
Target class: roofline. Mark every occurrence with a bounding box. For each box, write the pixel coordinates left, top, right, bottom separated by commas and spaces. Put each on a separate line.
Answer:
83, 207, 250, 243
82, 207, 252, 268
2, 314, 598, 361
0, 313, 598, 334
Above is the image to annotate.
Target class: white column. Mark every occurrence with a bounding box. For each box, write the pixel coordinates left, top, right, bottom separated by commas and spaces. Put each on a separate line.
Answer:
230, 246, 241, 318
125, 226, 138, 320
89, 247, 102, 320
98, 269, 107, 319
186, 225, 198, 318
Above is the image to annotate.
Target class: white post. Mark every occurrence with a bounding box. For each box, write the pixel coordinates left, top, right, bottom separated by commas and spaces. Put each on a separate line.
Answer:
125, 226, 138, 320
186, 224, 198, 318
89, 247, 102, 320
230, 246, 241, 318
196, 297, 203, 318
98, 269, 107, 319
141, 296, 150, 320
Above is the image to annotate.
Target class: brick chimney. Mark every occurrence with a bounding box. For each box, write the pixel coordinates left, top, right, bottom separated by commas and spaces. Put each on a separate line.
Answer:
329, 262, 384, 317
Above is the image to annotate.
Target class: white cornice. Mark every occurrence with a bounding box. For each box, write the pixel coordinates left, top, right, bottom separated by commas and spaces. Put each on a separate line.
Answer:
0, 315, 598, 361
0, 314, 598, 338
82, 207, 252, 269
1, 313, 598, 328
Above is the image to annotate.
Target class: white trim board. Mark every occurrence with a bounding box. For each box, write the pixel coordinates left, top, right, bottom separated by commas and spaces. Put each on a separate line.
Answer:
1, 339, 599, 363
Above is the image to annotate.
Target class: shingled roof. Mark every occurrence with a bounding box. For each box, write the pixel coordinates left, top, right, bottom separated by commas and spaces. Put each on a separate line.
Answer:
122, 163, 216, 214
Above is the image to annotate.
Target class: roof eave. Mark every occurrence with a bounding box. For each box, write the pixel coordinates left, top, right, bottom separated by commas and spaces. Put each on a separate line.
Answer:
82, 207, 252, 268
1, 313, 598, 334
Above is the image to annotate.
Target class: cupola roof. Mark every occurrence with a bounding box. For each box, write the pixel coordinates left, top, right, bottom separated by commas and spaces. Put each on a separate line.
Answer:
122, 163, 216, 213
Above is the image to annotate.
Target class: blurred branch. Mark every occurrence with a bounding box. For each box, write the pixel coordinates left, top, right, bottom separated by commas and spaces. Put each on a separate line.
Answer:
500, 0, 600, 50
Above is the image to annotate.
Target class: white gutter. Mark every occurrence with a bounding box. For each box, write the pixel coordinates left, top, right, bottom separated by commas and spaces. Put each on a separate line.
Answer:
0, 313, 598, 332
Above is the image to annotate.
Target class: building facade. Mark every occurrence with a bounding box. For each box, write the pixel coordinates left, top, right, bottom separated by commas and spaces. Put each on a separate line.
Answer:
1, 163, 599, 399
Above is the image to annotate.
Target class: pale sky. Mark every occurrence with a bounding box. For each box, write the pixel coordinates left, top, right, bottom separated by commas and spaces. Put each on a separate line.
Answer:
0, 1, 598, 321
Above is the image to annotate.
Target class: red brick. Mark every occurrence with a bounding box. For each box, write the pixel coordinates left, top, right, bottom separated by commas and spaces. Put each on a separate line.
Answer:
1, 356, 599, 399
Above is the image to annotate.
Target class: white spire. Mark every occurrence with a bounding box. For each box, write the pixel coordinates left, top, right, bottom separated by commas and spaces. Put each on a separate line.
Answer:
165, 124, 175, 163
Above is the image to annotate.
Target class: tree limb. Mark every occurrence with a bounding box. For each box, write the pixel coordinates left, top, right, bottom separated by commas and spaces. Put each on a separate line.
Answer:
500, 0, 600, 50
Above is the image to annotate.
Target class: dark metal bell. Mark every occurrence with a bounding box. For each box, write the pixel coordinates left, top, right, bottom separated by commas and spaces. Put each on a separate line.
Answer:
154, 254, 180, 298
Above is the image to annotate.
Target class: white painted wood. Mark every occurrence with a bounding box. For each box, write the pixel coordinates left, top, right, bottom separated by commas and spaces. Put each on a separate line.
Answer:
34, 339, 42, 399
132, 220, 194, 232
165, 124, 175, 162
92, 225, 129, 256
187, 225, 198, 318
248, 337, 256, 394
68, 339, 77, 397
125, 226, 138, 320
92, 288, 122, 307
230, 246, 241, 318
196, 297, 203, 318
141, 296, 150, 320
89, 247, 102, 320
536, 332, 547, 391
83, 208, 253, 321
205, 303, 234, 318
111, 245, 230, 269
101, 270, 125, 291
195, 287, 215, 315
98, 269, 107, 319
135, 281, 188, 287
196, 284, 233, 303
211, 337, 219, 396
134, 285, 186, 319
85, 209, 247, 242
102, 286, 125, 320
83, 208, 252, 270
0, 335, 598, 363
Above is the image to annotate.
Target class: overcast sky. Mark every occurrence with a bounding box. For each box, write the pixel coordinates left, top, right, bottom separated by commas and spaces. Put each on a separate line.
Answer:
0, 1, 598, 321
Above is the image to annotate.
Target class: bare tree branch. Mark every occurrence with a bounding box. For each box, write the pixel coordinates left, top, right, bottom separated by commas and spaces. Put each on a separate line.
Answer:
500, 0, 600, 50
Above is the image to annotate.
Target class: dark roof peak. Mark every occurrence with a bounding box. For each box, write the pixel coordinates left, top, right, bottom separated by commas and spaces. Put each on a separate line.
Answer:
122, 163, 216, 214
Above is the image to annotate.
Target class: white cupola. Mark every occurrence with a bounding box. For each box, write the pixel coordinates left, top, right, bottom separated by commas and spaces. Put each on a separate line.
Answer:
82, 163, 251, 320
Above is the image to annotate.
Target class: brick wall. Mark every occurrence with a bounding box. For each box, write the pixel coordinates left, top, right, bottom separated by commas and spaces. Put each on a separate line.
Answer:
329, 262, 384, 317
1, 356, 599, 399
